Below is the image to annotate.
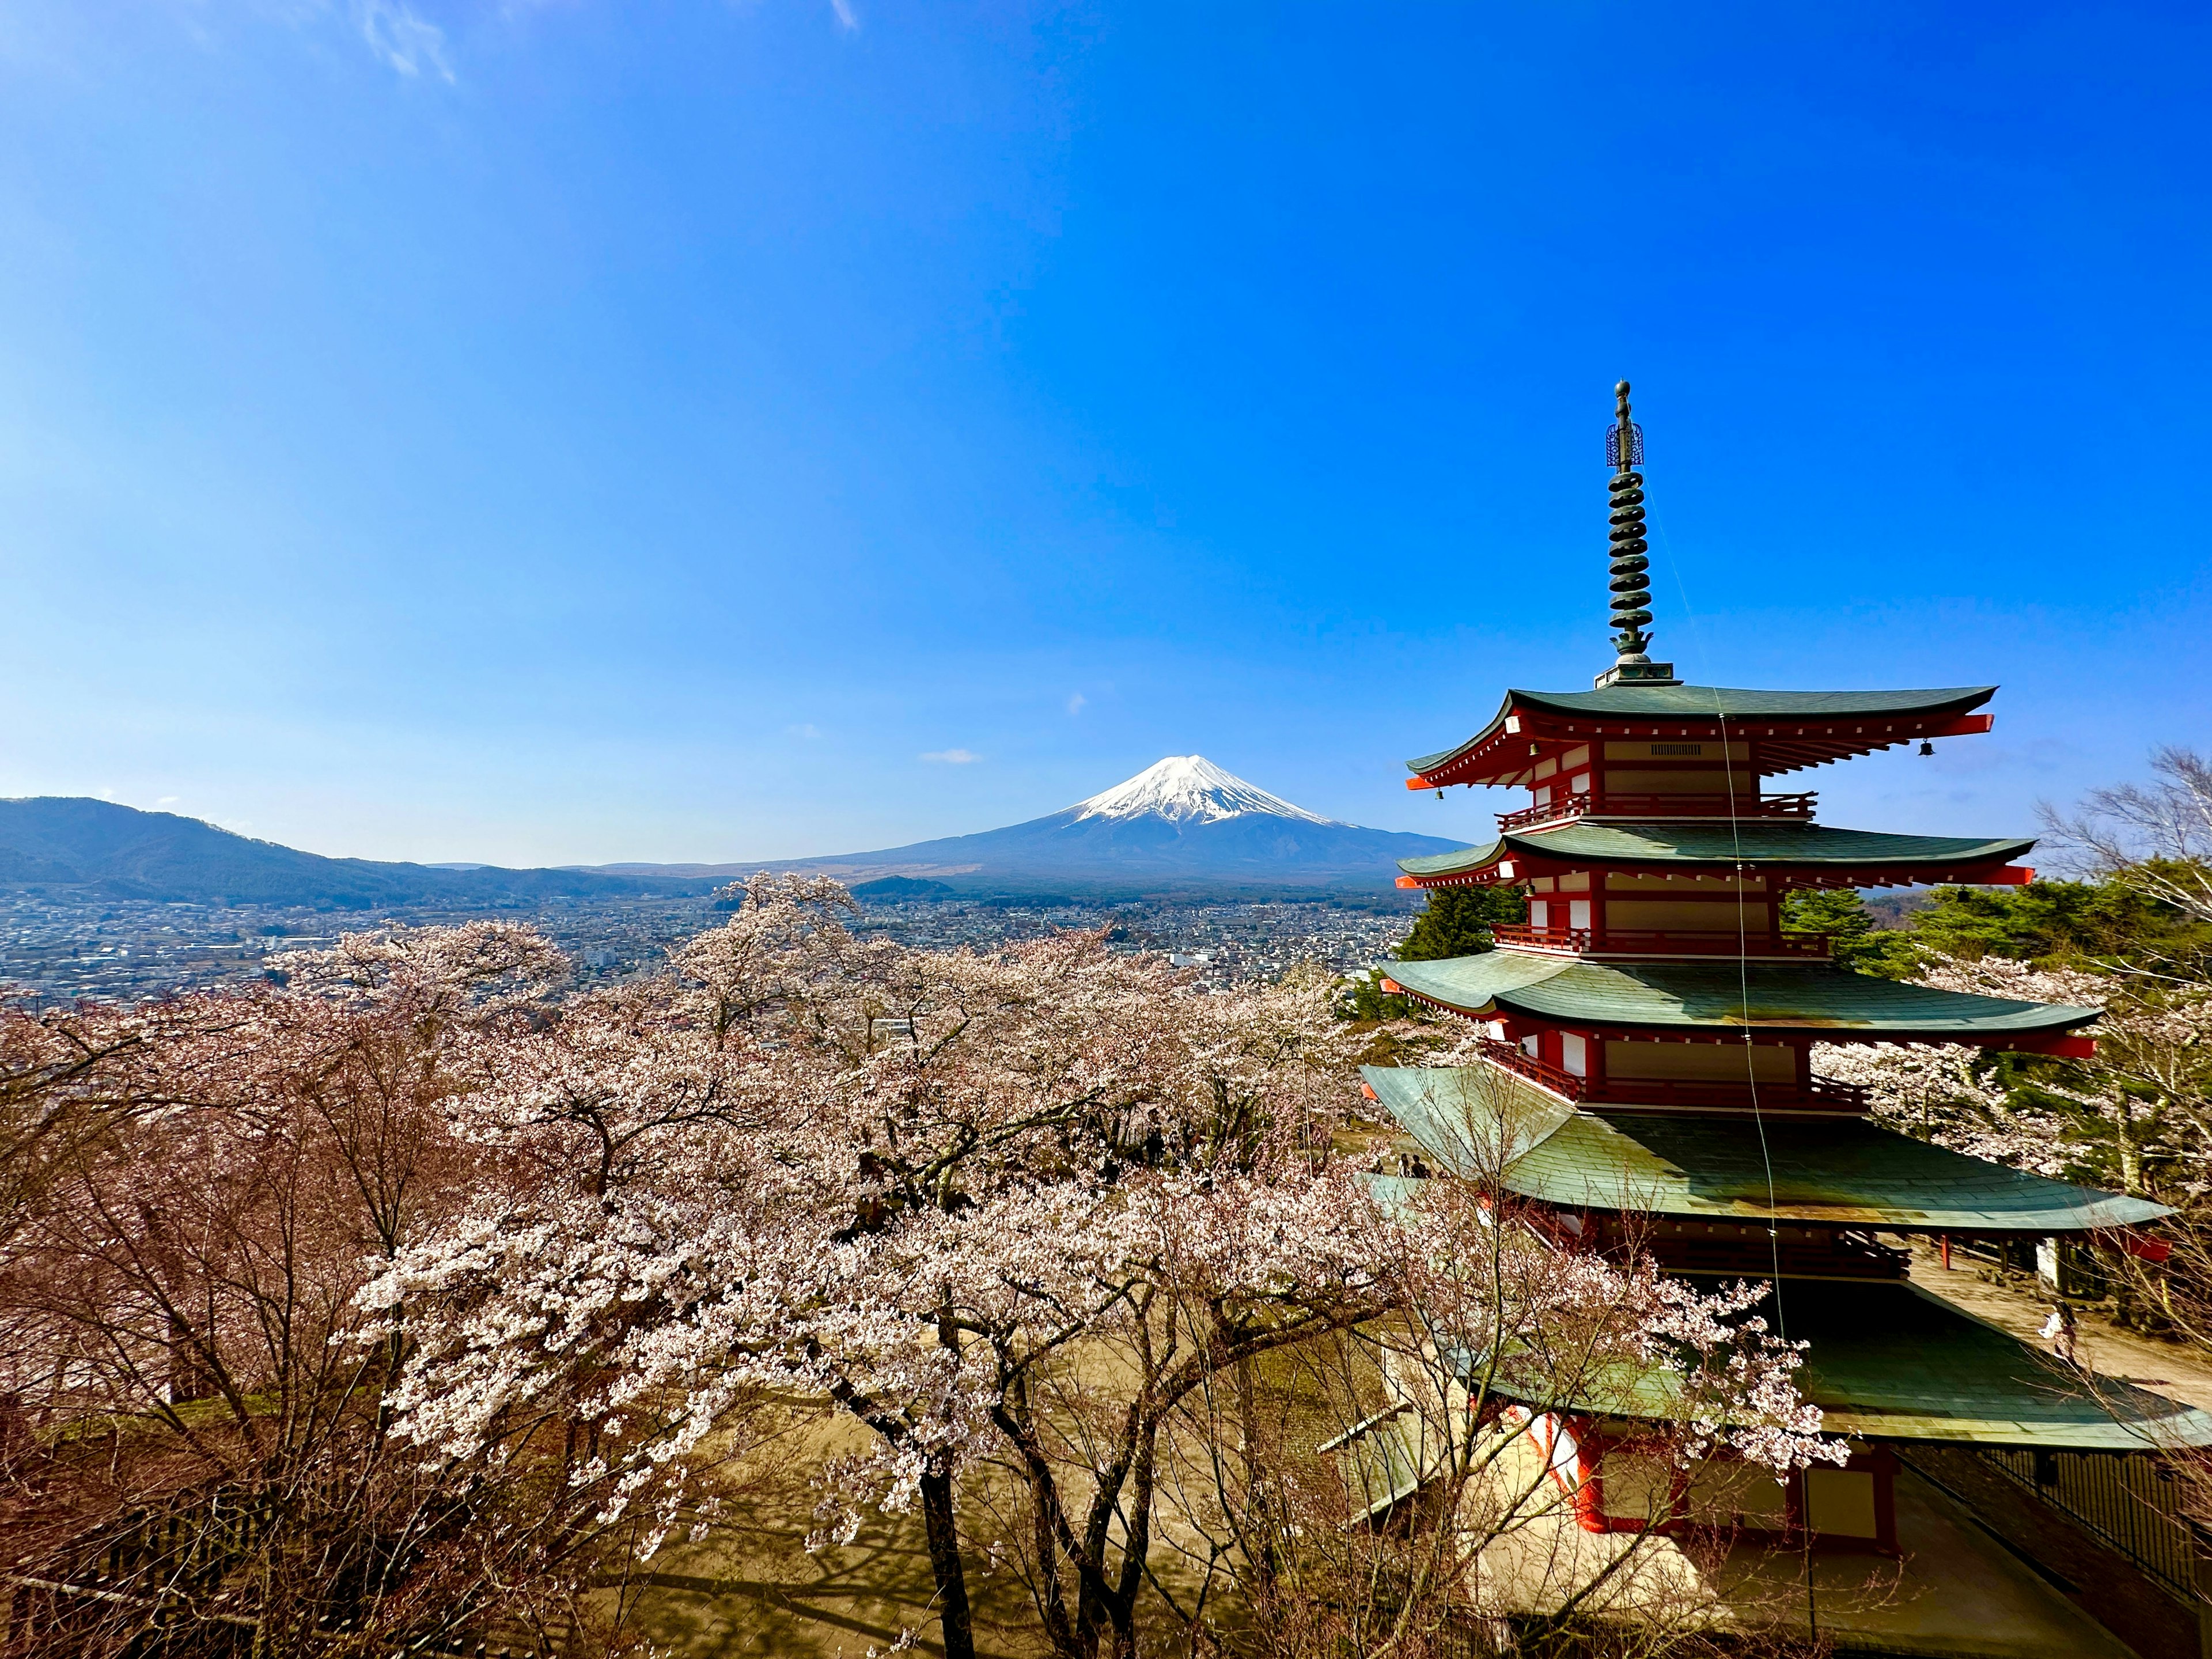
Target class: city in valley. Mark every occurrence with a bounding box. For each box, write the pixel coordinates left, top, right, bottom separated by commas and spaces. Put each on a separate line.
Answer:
0, 888, 1418, 1005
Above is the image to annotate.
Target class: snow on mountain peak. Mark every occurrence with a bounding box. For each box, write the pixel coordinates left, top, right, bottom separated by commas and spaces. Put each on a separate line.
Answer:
1070, 756, 1341, 826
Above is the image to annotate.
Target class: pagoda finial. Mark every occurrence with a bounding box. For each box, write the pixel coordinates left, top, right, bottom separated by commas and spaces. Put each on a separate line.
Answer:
1594, 379, 1679, 688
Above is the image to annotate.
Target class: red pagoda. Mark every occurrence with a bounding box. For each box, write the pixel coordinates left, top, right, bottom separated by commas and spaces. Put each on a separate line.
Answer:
1359, 384, 2212, 1657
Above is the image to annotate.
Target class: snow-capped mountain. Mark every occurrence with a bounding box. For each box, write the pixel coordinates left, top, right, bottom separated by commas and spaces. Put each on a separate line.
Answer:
1069, 756, 1342, 827
609, 756, 1464, 899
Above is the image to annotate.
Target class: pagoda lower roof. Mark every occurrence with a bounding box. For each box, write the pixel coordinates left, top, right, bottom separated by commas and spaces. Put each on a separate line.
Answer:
1787, 1282, 2212, 1448
1431, 1271, 2212, 1449
1377, 953, 2099, 1041
1408, 684, 1997, 786
1396, 821, 2034, 887
1362, 1066, 2166, 1232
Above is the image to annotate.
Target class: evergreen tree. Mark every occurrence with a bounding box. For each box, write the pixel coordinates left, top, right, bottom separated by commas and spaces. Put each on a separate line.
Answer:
1778, 889, 1923, 978
1397, 885, 1525, 962
1338, 886, 1525, 1022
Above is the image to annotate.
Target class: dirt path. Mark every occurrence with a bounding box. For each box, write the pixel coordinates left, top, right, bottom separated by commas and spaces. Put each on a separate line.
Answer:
1903, 1237, 2212, 1412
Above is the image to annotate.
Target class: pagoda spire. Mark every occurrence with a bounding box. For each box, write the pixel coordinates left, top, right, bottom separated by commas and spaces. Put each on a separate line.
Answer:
1595, 379, 1679, 688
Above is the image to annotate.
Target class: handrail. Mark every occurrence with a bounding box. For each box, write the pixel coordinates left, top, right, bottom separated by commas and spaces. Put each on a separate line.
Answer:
1475, 1038, 1587, 1102
1497, 791, 1817, 833
1491, 923, 1593, 952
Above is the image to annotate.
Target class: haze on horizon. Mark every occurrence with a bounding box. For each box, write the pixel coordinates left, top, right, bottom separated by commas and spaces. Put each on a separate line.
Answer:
1, 1, 2207, 871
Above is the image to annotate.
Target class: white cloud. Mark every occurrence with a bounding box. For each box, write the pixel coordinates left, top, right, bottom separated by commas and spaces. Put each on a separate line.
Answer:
921, 749, 981, 764
357, 0, 453, 81
1066, 692, 1086, 715
156, 795, 181, 807
828, 0, 859, 30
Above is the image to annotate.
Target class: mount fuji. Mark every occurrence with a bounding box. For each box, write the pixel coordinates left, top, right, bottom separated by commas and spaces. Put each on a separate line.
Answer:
601, 757, 1464, 900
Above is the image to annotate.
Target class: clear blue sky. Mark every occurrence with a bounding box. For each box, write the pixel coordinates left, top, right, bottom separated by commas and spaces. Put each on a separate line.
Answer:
2, 2, 2206, 868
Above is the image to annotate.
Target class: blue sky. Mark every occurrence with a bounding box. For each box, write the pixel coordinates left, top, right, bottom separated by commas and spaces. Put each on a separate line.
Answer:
2, 1, 2207, 868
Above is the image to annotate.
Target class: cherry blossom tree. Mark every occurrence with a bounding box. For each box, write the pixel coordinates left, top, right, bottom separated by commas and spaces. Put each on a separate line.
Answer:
1149, 1069, 1840, 1658
2040, 745, 2212, 934
3, 884, 1838, 1659
374, 881, 1834, 1659
0, 925, 680, 1657
1817, 955, 2212, 1195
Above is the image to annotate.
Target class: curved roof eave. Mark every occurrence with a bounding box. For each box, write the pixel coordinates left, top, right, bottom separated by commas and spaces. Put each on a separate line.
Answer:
1379, 955, 2101, 1039
1396, 823, 2036, 881
1404, 684, 1999, 779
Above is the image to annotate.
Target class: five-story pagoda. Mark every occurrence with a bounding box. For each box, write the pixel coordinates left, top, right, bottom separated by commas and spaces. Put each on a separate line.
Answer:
1360, 384, 2212, 1581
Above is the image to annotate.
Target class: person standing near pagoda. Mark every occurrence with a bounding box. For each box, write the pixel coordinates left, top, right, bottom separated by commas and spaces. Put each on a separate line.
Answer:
2041, 1298, 2080, 1366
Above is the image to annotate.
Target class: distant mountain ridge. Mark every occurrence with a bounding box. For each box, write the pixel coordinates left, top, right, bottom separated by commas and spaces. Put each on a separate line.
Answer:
0, 798, 714, 908
592, 757, 1462, 899
2, 759, 1464, 909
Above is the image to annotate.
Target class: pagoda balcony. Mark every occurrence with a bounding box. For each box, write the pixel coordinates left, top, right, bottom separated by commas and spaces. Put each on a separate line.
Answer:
1472, 1038, 1587, 1102
1490, 923, 1832, 960
1495, 791, 1817, 833
1463, 1046, 1870, 1112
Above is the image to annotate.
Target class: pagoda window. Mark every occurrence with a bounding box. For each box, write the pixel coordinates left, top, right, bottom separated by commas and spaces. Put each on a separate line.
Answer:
1530, 877, 1556, 893
1802, 1466, 1883, 1541
1530, 899, 1550, 929
1560, 1033, 1588, 1077
1535, 785, 1553, 808
1534, 756, 1558, 781
1591, 1449, 1676, 1530
1562, 745, 1590, 770
1684, 1459, 1789, 1532
1604, 1041, 1794, 1085
1570, 771, 1592, 795
1558, 872, 1590, 892
1606, 769, 1736, 796
1567, 898, 1592, 931
1604, 740, 1749, 762
1607, 897, 1770, 933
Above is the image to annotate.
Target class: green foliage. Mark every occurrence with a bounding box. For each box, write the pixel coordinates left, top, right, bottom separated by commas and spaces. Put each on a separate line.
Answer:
1782, 872, 2212, 977
1332, 886, 1525, 1023
1778, 889, 1923, 979
1396, 885, 1525, 963
1908, 876, 2209, 969
1337, 971, 1415, 1023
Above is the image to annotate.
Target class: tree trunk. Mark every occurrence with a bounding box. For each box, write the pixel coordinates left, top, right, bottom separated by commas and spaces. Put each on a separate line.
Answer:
920, 1465, 977, 1659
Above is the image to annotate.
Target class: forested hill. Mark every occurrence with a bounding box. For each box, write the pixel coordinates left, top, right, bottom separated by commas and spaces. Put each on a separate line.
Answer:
0, 798, 714, 908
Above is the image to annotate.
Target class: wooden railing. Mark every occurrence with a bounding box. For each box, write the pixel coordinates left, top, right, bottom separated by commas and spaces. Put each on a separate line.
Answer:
1475, 1038, 1587, 1102
1491, 923, 1592, 953
1490, 924, 1831, 960
1496, 791, 1817, 832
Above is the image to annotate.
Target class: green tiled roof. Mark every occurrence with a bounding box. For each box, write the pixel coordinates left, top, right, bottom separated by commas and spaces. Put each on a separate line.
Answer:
1397, 821, 2033, 880
1380, 1251, 2212, 1448
1377, 955, 2099, 1037
1529, 1279, 2212, 1449
1362, 1067, 2166, 1232
1771, 1282, 2212, 1449
1408, 684, 1996, 775
1363, 1063, 1580, 1175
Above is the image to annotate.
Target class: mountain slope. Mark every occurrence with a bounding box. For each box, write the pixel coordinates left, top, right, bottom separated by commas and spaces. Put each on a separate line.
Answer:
599, 757, 1464, 898
0, 798, 714, 908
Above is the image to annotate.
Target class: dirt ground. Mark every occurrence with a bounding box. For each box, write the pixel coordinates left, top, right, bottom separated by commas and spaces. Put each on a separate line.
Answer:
607, 1406, 1232, 1659
1902, 1236, 2212, 1412
604, 1248, 2212, 1657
